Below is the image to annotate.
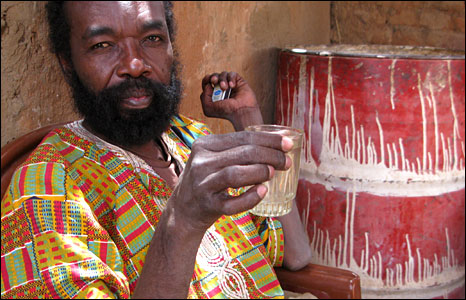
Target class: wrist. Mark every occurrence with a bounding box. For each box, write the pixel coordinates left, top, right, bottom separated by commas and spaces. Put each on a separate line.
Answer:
165, 196, 212, 236
229, 106, 264, 131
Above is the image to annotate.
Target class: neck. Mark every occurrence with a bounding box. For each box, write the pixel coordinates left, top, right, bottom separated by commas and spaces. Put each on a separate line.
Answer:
82, 119, 166, 161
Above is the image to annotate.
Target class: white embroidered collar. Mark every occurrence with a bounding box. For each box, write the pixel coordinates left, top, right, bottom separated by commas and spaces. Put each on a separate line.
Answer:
65, 120, 186, 178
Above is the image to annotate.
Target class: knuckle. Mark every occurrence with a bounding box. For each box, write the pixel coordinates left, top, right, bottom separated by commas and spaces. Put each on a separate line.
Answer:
240, 131, 255, 146
224, 166, 236, 181
222, 206, 234, 216
226, 166, 245, 185
241, 145, 256, 162
192, 136, 207, 151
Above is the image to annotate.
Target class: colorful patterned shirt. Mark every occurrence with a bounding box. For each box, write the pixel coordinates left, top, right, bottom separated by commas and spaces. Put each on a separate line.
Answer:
1, 114, 285, 299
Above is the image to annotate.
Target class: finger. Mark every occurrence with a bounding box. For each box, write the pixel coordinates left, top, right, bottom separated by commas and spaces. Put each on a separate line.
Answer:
226, 72, 238, 89
218, 145, 289, 171
202, 74, 212, 88
219, 184, 268, 216
203, 164, 273, 192
215, 71, 228, 90
201, 74, 219, 104
201, 75, 215, 94
196, 131, 294, 153
203, 73, 220, 87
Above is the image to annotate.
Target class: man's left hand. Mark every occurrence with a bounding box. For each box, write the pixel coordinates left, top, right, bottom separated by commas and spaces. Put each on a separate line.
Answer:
200, 71, 263, 131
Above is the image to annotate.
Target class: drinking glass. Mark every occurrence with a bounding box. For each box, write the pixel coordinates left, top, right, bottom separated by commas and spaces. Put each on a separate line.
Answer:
245, 124, 303, 217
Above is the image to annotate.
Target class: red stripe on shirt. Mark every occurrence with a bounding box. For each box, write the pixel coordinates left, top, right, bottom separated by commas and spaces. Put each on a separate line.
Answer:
115, 200, 135, 218
246, 259, 267, 273
22, 247, 34, 281
125, 221, 151, 244
1, 256, 11, 291
18, 166, 28, 195
100, 242, 108, 264
258, 279, 280, 294
59, 145, 75, 157
206, 285, 222, 298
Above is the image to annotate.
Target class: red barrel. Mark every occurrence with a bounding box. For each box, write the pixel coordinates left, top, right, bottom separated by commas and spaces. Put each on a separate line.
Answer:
275, 45, 465, 298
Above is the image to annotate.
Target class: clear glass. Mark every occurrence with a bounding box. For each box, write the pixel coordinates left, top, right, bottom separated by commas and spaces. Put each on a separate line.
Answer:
245, 124, 303, 217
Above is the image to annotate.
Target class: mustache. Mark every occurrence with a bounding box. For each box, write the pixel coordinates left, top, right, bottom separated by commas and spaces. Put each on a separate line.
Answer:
98, 77, 162, 103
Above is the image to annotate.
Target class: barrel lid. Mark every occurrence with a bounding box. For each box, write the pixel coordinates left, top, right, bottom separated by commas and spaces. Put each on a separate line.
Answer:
283, 44, 465, 60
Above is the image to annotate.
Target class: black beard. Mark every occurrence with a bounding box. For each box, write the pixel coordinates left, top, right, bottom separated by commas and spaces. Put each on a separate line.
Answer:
69, 66, 182, 147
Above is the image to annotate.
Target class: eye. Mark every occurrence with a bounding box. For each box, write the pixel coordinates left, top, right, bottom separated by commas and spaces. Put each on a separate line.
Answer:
91, 42, 111, 50
146, 35, 162, 42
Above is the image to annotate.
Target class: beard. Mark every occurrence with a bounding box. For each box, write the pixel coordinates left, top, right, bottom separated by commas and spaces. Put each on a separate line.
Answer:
69, 64, 182, 147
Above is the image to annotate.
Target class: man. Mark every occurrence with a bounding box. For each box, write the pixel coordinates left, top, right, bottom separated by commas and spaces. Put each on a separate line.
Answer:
1, 1, 311, 298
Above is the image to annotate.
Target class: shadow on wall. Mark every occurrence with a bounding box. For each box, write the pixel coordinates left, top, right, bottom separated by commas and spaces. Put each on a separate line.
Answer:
243, 47, 281, 125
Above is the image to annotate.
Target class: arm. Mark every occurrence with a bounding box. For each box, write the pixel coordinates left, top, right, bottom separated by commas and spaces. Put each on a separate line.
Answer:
132, 202, 205, 298
200, 72, 312, 271
276, 201, 312, 271
133, 131, 292, 298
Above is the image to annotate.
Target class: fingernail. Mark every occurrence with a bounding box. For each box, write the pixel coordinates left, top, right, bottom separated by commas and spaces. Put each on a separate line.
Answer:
257, 184, 268, 198
268, 165, 275, 179
285, 155, 292, 169
282, 137, 293, 151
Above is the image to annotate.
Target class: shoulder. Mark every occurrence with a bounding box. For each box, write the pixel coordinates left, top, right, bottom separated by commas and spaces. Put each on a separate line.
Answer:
1, 123, 86, 206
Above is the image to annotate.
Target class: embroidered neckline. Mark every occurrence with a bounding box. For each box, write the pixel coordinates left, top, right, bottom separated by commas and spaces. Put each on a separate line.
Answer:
65, 120, 186, 178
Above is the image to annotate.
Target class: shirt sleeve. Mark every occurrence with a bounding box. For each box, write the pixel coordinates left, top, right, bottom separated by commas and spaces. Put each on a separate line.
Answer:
1, 145, 130, 299
251, 215, 285, 267
170, 114, 213, 149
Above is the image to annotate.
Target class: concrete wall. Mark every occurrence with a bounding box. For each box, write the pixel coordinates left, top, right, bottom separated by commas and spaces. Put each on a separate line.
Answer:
1, 1, 330, 147
2, 1, 464, 148
330, 1, 465, 50
1, 1, 78, 147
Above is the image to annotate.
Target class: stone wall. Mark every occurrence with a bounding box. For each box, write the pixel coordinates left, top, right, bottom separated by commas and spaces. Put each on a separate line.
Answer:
330, 1, 465, 50
1, 1, 330, 147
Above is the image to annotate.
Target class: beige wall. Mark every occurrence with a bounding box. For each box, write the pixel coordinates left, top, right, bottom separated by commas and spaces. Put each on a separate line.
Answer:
330, 1, 465, 50
1, 1, 330, 147
3, 1, 464, 148
1, 1, 78, 147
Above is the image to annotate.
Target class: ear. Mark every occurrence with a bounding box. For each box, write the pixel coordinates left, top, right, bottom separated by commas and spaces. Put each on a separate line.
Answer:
57, 53, 74, 85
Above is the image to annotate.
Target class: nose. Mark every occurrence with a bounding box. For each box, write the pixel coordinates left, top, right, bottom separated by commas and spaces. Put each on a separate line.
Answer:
116, 41, 151, 78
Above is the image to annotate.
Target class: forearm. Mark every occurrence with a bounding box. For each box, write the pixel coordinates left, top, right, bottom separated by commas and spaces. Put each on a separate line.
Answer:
229, 107, 264, 131
229, 106, 311, 269
132, 203, 205, 298
276, 200, 312, 271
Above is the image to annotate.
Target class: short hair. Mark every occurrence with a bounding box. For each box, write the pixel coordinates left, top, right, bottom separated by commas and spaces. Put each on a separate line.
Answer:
45, 1, 176, 64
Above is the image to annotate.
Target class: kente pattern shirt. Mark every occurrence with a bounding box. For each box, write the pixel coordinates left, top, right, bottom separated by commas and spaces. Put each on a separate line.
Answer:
1, 114, 285, 299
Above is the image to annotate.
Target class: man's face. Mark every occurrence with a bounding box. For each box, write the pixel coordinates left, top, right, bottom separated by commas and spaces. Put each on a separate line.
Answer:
63, 1, 181, 146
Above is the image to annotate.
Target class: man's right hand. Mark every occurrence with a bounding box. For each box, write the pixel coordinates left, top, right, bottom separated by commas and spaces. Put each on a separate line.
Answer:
169, 130, 293, 232
134, 130, 293, 298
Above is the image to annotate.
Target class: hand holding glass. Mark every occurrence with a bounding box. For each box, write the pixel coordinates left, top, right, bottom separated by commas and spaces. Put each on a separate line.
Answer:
245, 125, 303, 217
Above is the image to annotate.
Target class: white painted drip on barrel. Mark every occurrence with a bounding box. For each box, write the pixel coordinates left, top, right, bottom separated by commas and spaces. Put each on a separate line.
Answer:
447, 61, 460, 172
429, 79, 440, 172
390, 60, 397, 110
417, 73, 428, 172
375, 111, 384, 165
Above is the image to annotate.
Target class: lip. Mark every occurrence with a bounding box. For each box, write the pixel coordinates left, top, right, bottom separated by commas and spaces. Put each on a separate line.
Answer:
121, 95, 152, 109
120, 87, 153, 109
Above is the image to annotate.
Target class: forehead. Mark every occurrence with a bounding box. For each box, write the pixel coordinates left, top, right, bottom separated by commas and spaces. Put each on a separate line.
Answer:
64, 1, 166, 34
